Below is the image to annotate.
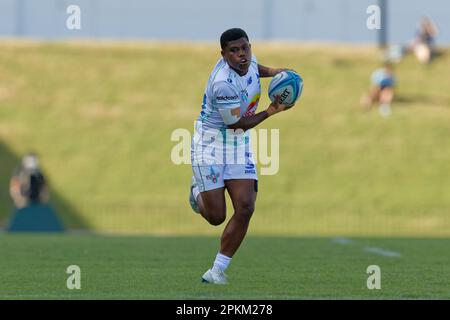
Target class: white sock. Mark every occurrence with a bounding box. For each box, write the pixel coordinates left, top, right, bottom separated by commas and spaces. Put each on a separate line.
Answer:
192, 186, 200, 203
212, 253, 232, 273
379, 103, 391, 117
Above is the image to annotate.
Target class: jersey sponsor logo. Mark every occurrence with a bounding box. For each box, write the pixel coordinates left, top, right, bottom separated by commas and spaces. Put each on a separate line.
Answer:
240, 89, 249, 102
245, 153, 256, 174
216, 95, 239, 102
206, 167, 220, 183
245, 163, 255, 170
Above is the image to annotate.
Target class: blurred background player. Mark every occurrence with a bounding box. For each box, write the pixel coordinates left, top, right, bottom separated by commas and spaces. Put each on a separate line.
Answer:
360, 61, 396, 117
409, 16, 439, 64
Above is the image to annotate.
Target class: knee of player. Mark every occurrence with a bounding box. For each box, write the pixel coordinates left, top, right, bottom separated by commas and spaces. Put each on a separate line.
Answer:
208, 214, 226, 226
236, 201, 255, 220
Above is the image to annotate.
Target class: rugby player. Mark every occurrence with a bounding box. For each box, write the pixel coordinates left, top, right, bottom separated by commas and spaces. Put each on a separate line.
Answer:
189, 28, 296, 284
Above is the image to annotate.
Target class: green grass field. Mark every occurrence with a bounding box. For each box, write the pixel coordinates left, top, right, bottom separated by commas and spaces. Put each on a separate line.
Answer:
0, 41, 449, 299
1, 234, 449, 299
1, 41, 449, 235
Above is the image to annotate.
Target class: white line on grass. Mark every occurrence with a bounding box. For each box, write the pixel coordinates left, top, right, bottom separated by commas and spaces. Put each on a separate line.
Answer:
363, 246, 401, 258
331, 237, 354, 245
330, 238, 402, 258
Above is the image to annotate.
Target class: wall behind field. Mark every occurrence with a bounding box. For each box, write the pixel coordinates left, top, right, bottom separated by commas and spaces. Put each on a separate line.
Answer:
0, 0, 448, 45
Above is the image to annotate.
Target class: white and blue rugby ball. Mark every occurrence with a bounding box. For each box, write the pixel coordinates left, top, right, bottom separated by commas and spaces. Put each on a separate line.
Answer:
268, 70, 303, 108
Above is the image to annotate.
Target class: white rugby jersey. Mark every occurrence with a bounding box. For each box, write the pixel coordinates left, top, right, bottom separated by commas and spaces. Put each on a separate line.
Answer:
196, 55, 261, 131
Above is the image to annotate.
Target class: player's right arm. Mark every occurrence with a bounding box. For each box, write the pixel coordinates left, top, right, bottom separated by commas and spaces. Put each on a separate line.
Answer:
214, 82, 287, 132
227, 100, 286, 132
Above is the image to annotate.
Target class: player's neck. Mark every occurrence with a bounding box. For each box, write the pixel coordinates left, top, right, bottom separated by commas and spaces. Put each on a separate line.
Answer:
231, 67, 248, 77
227, 62, 248, 77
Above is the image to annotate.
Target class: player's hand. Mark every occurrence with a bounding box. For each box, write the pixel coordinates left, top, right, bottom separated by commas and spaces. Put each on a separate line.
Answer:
266, 95, 289, 116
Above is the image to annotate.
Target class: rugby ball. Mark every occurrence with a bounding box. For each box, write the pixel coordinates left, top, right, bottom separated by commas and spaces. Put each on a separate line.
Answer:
268, 70, 303, 108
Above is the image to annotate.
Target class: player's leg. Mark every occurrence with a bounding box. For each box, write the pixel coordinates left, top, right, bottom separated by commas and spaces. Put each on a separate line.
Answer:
361, 86, 381, 109
221, 179, 257, 257
196, 187, 226, 226
200, 133, 257, 284
201, 178, 257, 285
191, 165, 232, 284
380, 87, 394, 105
190, 165, 227, 226
369, 86, 381, 105
378, 87, 394, 116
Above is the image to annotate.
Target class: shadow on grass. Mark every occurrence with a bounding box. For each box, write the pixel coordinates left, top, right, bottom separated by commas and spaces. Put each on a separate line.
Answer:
395, 94, 450, 107
0, 141, 89, 230
432, 49, 446, 61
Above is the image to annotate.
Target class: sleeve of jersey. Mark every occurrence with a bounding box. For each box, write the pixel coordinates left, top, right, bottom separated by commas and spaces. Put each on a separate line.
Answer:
213, 82, 241, 125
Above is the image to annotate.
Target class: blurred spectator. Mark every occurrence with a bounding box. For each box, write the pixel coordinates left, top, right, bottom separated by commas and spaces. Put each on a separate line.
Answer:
9, 153, 49, 208
360, 61, 396, 117
409, 16, 439, 64
7, 153, 63, 232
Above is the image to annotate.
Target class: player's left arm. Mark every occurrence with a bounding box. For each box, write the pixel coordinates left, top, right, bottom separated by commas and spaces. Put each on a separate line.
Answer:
258, 64, 297, 78
257, 64, 284, 78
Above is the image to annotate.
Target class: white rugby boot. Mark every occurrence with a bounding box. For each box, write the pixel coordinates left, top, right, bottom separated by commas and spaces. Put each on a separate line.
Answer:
189, 176, 200, 214
201, 268, 228, 285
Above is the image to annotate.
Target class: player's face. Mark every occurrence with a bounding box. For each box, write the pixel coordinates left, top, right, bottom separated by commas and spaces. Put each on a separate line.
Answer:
222, 38, 252, 76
